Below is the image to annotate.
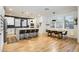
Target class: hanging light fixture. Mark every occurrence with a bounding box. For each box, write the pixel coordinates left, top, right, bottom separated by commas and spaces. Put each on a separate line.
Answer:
52, 12, 56, 21
52, 12, 55, 14
44, 8, 49, 11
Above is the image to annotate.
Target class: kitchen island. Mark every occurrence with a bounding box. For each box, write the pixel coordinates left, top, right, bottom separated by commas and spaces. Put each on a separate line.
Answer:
16, 28, 39, 40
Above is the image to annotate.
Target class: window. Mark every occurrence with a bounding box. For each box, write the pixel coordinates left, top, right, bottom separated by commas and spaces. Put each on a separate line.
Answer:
65, 16, 74, 29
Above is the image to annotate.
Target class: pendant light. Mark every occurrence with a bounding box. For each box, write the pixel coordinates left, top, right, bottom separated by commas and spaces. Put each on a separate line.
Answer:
52, 12, 56, 21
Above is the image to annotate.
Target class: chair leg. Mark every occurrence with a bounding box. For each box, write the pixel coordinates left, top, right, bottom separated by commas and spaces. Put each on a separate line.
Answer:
58, 33, 62, 39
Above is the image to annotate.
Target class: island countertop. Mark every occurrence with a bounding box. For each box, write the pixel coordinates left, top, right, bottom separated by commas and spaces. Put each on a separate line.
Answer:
16, 28, 39, 30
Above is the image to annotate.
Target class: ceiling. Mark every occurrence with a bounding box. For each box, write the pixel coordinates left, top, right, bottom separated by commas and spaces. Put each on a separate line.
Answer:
4, 6, 77, 18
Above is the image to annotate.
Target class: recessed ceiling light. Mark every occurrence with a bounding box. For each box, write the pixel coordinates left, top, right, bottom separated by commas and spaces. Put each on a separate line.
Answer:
52, 12, 55, 14
9, 8, 13, 11
26, 12, 29, 15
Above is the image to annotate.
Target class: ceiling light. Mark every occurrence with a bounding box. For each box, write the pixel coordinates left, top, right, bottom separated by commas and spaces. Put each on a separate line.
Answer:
26, 12, 29, 15
52, 12, 55, 14
44, 8, 49, 11
9, 8, 13, 11
52, 12, 56, 20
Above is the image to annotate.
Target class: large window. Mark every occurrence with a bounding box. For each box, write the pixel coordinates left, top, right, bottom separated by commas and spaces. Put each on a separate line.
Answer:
65, 16, 74, 29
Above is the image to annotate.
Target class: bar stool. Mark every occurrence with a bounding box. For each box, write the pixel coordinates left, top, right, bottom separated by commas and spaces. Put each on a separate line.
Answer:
25, 30, 29, 39
32, 29, 36, 37
46, 29, 48, 32
33, 29, 36, 37
19, 30, 25, 40
47, 30, 52, 37
30, 29, 34, 38
46, 29, 49, 36
35, 29, 39, 37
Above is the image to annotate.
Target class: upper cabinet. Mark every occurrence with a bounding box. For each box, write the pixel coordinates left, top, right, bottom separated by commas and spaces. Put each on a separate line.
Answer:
5, 17, 15, 28
5, 16, 29, 28
0, 7, 5, 17
6, 17, 14, 25
15, 18, 21, 27
21, 19, 28, 27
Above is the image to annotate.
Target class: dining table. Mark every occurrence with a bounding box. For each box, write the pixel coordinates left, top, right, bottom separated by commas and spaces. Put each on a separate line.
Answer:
46, 28, 67, 39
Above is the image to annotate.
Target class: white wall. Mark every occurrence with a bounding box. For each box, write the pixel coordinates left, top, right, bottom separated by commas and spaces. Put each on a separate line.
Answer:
77, 7, 79, 42
38, 16, 47, 34
0, 7, 5, 16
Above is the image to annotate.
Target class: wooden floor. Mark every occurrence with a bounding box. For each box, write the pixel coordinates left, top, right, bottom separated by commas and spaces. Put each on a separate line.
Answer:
3, 34, 79, 52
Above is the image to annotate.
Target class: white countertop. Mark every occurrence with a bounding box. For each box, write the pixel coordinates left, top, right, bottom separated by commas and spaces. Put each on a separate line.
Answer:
16, 28, 39, 30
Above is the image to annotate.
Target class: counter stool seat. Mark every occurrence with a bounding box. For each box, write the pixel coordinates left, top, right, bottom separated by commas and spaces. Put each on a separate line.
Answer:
35, 29, 39, 37
25, 30, 30, 39
30, 29, 35, 38
19, 30, 25, 40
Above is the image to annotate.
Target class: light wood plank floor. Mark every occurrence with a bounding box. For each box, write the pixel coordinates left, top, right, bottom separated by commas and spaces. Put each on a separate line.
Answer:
3, 34, 79, 52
